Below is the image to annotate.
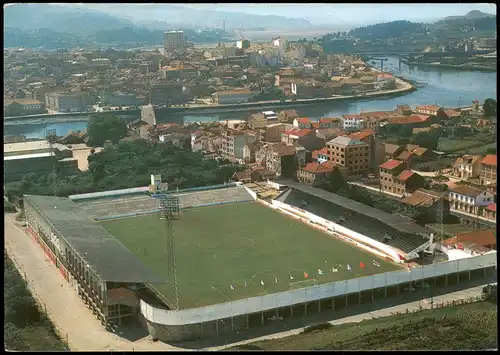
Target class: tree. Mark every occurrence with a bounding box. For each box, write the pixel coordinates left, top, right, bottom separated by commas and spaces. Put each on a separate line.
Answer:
321, 168, 346, 193
86, 114, 127, 147
483, 98, 497, 118
411, 131, 439, 150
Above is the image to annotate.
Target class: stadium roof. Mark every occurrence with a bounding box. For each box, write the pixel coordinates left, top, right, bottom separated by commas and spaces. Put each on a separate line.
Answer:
69, 186, 150, 201
24, 195, 164, 284
275, 181, 429, 253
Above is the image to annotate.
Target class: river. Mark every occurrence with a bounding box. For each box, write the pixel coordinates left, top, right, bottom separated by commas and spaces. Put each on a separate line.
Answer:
4, 56, 497, 139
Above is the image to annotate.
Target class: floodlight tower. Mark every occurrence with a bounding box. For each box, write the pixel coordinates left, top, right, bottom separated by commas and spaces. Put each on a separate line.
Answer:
435, 154, 445, 246
159, 196, 180, 310
45, 129, 58, 196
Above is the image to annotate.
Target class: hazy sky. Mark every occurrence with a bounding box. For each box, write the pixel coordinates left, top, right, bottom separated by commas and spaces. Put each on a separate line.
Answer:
52, 3, 496, 26
181, 3, 497, 24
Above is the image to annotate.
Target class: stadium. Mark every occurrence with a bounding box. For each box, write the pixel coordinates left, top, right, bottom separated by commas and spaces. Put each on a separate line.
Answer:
22, 179, 497, 342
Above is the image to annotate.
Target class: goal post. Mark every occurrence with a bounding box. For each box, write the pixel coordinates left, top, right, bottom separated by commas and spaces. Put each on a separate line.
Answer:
289, 279, 318, 291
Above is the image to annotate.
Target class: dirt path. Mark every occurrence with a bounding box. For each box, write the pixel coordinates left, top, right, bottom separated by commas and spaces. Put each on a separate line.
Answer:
4, 214, 181, 352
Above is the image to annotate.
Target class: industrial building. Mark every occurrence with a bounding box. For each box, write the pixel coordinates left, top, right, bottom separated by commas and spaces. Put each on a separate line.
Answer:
4, 141, 78, 182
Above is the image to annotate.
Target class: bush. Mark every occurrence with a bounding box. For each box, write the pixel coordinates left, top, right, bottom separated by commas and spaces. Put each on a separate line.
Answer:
303, 322, 333, 334
4, 200, 17, 213
482, 284, 497, 303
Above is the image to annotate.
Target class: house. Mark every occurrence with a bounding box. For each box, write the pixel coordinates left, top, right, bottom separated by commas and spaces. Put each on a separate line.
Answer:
379, 159, 425, 197
386, 114, 431, 127
231, 170, 264, 184
212, 88, 255, 104
297, 161, 347, 186
395, 150, 416, 169
242, 141, 258, 163
318, 117, 341, 129
326, 136, 370, 175
264, 123, 290, 143
414, 105, 441, 116
4, 98, 45, 116
452, 155, 482, 181
293, 117, 312, 129
439, 109, 461, 120
448, 185, 495, 228
479, 154, 497, 187
278, 109, 299, 123
401, 189, 449, 223
384, 143, 404, 161
281, 128, 325, 152
312, 147, 329, 164
248, 113, 267, 129
443, 230, 496, 252
341, 114, 363, 131
395, 104, 412, 116
59, 131, 84, 145
256, 142, 306, 178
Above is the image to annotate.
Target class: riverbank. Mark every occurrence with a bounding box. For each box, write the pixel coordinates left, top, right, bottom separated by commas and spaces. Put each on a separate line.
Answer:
5, 76, 415, 123
403, 60, 496, 72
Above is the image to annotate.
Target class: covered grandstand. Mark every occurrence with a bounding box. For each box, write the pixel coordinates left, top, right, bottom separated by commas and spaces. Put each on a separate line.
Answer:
73, 186, 254, 220
275, 181, 430, 260
23, 194, 164, 325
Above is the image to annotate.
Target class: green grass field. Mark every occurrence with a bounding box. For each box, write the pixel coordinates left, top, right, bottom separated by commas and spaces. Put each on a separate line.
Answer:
100, 202, 401, 309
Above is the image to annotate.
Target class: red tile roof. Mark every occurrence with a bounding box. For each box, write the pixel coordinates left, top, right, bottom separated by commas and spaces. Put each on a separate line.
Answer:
481, 154, 497, 167
301, 162, 333, 174
297, 117, 311, 123
349, 129, 374, 140
397, 169, 415, 181
311, 122, 320, 129
397, 150, 415, 161
342, 114, 361, 120
486, 203, 496, 212
442, 109, 461, 118
379, 159, 404, 170
443, 229, 496, 247
319, 117, 340, 123
285, 128, 312, 137
312, 147, 329, 159
416, 105, 440, 112
388, 114, 430, 125
359, 111, 391, 117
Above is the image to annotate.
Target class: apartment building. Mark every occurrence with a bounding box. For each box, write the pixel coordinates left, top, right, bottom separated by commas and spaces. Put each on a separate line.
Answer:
326, 136, 370, 175
164, 31, 185, 51
293, 117, 312, 129
221, 128, 256, 162
347, 130, 384, 171
379, 159, 425, 197
479, 154, 497, 187
452, 155, 482, 181
448, 185, 496, 227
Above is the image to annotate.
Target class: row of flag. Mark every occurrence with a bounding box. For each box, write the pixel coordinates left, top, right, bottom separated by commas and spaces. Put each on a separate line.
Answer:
227, 260, 382, 291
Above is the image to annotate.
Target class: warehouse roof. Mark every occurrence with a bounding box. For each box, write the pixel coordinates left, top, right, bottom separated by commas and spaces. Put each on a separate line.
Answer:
24, 195, 163, 284
275, 181, 429, 253
4, 152, 54, 161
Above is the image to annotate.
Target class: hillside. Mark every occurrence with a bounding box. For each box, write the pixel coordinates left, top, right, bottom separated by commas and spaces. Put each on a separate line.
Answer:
230, 301, 497, 351
348, 20, 426, 40
3, 4, 135, 36
444, 10, 495, 21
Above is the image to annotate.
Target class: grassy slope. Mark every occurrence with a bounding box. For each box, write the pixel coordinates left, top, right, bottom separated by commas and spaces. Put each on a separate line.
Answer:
4, 254, 66, 351
231, 301, 497, 350
100, 202, 400, 308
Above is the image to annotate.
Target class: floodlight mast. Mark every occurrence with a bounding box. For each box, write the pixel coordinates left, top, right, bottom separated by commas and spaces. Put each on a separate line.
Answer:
45, 129, 57, 196
159, 196, 180, 310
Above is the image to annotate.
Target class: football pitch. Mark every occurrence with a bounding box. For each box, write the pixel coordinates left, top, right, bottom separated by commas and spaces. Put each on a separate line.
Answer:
99, 202, 401, 309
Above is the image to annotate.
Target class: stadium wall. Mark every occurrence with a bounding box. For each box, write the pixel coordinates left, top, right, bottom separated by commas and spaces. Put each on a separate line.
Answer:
243, 186, 258, 200
270, 199, 411, 262
140, 252, 497, 341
